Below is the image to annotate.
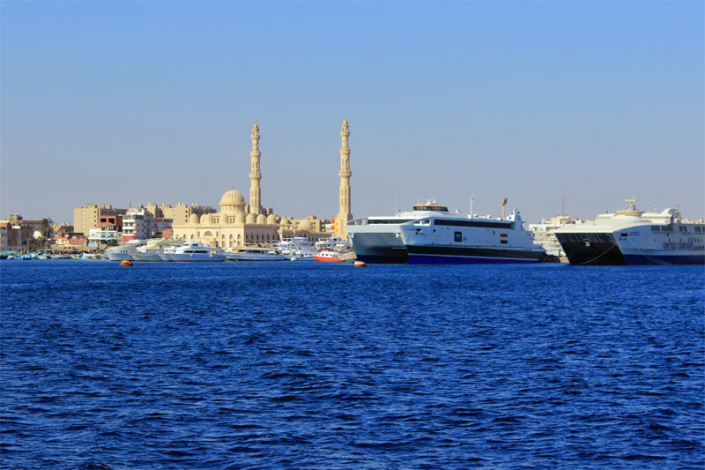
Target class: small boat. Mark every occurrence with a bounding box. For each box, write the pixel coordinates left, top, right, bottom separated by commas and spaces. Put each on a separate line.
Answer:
289, 246, 317, 261
225, 246, 287, 261
314, 250, 345, 262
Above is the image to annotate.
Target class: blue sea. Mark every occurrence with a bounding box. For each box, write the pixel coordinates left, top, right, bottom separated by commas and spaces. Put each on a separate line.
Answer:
1, 260, 703, 469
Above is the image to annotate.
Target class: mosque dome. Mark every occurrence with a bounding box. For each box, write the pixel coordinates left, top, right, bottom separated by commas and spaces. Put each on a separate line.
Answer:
188, 214, 199, 224
298, 219, 312, 231
266, 214, 276, 225
246, 213, 256, 224
219, 189, 246, 214
220, 214, 230, 225
235, 212, 246, 224
201, 213, 214, 225
256, 214, 266, 224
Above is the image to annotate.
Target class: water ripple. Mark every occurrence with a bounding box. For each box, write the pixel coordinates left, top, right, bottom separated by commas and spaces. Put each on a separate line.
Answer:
1, 261, 703, 468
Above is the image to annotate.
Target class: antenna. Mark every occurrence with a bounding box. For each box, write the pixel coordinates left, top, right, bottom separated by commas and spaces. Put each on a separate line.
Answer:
470, 193, 475, 219
562, 190, 566, 217
654, 198, 658, 212
676, 199, 680, 212
395, 195, 398, 213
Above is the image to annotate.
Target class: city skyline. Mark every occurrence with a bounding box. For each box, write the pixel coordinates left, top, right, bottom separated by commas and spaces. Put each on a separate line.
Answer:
2, 1, 703, 224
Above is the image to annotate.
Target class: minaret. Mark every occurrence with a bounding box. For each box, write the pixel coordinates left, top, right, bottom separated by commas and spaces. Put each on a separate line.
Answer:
336, 119, 353, 238
249, 123, 262, 215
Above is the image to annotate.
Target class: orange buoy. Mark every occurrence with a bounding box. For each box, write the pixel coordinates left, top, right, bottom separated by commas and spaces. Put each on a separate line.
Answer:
120, 260, 133, 267
353, 261, 367, 267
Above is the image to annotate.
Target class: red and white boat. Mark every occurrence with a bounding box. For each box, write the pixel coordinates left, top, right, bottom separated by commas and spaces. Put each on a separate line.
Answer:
314, 250, 344, 262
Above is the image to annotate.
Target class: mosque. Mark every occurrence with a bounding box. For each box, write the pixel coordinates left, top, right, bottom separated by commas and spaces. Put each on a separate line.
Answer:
171, 120, 353, 248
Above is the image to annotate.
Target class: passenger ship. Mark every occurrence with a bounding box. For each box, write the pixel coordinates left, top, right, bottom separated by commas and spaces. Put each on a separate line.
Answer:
554, 199, 705, 265
399, 208, 545, 264
346, 201, 455, 263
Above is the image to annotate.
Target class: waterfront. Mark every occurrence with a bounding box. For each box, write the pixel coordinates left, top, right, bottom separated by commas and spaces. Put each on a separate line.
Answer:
2, 261, 703, 468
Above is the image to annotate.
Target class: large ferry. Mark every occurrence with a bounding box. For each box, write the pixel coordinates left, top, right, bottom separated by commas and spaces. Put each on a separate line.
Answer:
398, 208, 545, 264
554, 199, 705, 265
346, 201, 456, 263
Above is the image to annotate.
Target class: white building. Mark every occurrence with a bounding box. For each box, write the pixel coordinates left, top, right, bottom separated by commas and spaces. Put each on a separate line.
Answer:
122, 208, 154, 241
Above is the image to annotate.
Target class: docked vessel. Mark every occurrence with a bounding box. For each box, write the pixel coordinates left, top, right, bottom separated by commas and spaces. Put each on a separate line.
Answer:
225, 246, 287, 261
399, 208, 545, 264
132, 239, 180, 262
554, 199, 705, 265
313, 250, 344, 262
346, 201, 456, 263
104, 240, 145, 261
159, 242, 226, 262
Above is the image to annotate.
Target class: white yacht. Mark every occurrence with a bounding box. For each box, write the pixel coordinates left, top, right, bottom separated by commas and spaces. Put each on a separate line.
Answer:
225, 246, 287, 261
132, 239, 181, 262
399, 208, 545, 264
104, 240, 146, 261
159, 242, 226, 262
346, 201, 457, 263
554, 199, 705, 265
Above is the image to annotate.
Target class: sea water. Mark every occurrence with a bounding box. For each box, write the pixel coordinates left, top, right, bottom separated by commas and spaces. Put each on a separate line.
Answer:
1, 261, 703, 469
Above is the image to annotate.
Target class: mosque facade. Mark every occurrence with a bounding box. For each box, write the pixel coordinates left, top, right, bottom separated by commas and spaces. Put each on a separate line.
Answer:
171, 121, 349, 248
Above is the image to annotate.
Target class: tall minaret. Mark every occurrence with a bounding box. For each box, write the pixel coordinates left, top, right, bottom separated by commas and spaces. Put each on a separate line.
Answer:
336, 119, 353, 238
249, 123, 262, 215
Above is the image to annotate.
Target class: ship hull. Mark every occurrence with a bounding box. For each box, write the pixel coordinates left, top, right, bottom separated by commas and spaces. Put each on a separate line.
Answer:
555, 232, 626, 265
405, 245, 544, 264
349, 232, 409, 264
622, 253, 705, 265
556, 232, 705, 266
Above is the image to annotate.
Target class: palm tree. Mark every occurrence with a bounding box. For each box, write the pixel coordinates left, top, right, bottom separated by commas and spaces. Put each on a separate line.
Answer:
39, 218, 53, 239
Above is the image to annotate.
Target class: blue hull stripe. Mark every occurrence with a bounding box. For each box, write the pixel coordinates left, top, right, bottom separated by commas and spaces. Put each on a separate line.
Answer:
407, 255, 541, 265
623, 254, 705, 265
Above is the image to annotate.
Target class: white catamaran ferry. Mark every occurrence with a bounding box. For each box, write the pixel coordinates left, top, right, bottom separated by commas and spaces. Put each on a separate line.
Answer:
346, 201, 456, 263
398, 208, 545, 264
554, 199, 705, 265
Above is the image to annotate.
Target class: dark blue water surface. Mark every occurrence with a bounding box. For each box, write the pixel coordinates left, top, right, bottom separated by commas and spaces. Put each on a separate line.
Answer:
1, 261, 703, 469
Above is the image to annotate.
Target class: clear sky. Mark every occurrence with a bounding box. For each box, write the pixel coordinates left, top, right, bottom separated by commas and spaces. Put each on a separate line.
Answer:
2, 1, 703, 224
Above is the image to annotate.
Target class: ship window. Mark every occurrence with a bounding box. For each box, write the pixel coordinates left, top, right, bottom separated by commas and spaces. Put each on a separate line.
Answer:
620, 233, 628, 237
679, 226, 688, 232
454, 231, 462, 242
651, 226, 661, 232
662, 225, 673, 232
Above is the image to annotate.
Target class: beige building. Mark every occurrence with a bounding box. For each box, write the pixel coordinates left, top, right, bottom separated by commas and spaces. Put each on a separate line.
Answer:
73, 204, 126, 235
171, 123, 335, 248
153, 203, 216, 225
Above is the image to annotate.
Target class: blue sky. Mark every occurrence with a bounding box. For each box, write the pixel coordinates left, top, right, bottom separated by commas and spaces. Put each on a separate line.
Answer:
2, 1, 703, 223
